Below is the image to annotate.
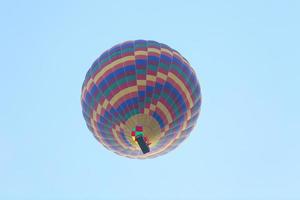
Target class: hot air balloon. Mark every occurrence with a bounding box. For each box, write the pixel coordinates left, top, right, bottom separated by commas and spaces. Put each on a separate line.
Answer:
81, 40, 201, 159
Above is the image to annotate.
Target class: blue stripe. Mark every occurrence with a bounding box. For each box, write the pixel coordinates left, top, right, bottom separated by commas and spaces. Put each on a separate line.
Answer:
152, 112, 164, 128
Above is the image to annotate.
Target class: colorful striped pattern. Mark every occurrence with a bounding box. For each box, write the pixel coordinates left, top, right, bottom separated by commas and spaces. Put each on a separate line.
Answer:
81, 40, 201, 159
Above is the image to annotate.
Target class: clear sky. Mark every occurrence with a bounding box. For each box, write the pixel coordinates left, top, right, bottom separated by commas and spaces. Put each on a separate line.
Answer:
0, 0, 299, 199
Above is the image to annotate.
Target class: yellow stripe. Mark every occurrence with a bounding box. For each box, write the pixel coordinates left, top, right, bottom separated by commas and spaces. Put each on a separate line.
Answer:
150, 104, 156, 111
168, 72, 193, 108
161, 47, 172, 56
110, 85, 138, 105
163, 125, 170, 133
120, 123, 126, 130
144, 108, 150, 114
115, 125, 120, 132
157, 72, 167, 80
186, 110, 191, 120
92, 111, 98, 122
83, 78, 94, 96
148, 47, 160, 54
102, 99, 109, 109
146, 74, 156, 82
96, 103, 102, 115
134, 51, 147, 56
137, 80, 146, 86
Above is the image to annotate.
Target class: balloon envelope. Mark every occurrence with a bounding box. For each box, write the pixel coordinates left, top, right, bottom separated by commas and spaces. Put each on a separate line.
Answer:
81, 40, 201, 158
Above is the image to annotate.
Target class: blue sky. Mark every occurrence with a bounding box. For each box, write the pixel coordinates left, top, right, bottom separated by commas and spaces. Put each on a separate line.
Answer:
0, 0, 299, 199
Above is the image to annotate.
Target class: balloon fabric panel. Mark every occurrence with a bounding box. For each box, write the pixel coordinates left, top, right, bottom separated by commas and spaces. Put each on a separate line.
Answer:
81, 40, 201, 159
